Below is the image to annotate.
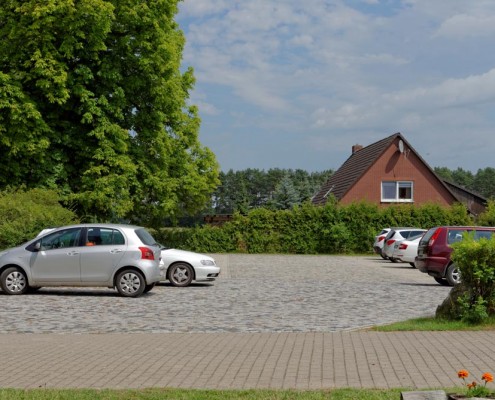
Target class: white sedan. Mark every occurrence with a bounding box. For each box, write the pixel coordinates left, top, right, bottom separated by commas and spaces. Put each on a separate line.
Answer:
392, 236, 421, 267
159, 248, 220, 287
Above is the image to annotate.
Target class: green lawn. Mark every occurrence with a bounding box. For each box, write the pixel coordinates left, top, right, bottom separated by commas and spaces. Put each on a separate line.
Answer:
0, 388, 408, 400
372, 316, 495, 331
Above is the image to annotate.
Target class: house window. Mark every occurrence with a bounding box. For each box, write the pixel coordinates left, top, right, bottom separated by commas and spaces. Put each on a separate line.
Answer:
381, 181, 413, 202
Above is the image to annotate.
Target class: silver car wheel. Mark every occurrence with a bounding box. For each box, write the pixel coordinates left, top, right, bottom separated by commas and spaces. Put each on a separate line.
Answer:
169, 263, 193, 287
1, 267, 28, 295
116, 270, 145, 297
446, 263, 461, 286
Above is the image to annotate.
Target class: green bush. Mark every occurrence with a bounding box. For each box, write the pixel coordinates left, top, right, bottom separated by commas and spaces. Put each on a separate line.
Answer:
0, 188, 79, 249
155, 201, 474, 254
450, 234, 495, 323
477, 200, 495, 226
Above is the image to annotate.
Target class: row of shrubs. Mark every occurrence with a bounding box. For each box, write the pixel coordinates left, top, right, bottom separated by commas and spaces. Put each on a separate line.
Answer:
4, 187, 495, 254
153, 201, 480, 254
0, 189, 495, 254
2, 187, 495, 322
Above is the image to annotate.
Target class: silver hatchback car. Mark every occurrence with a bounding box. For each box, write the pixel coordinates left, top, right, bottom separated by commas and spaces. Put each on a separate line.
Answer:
0, 224, 162, 297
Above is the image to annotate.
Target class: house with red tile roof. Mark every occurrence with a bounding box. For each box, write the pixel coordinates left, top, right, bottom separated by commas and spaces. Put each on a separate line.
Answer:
312, 132, 486, 215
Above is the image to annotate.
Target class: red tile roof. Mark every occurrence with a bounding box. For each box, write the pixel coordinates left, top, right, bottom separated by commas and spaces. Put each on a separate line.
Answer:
312, 133, 400, 205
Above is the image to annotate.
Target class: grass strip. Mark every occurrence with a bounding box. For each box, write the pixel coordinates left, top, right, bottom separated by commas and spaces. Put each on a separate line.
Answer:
0, 388, 406, 400
371, 316, 495, 331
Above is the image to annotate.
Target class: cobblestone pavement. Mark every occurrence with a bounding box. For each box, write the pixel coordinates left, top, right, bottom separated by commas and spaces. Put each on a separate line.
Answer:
0, 255, 451, 333
3, 255, 493, 391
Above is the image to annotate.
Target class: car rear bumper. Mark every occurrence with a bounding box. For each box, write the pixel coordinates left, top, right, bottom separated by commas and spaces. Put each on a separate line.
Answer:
141, 262, 163, 284
415, 256, 448, 277
373, 245, 382, 254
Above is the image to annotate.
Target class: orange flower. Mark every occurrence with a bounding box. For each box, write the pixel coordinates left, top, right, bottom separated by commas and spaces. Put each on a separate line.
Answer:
467, 381, 477, 388
458, 370, 469, 379
482, 373, 494, 383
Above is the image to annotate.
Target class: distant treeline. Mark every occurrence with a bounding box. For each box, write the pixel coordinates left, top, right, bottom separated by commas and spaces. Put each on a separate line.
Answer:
434, 166, 495, 199
207, 168, 333, 214
205, 166, 495, 216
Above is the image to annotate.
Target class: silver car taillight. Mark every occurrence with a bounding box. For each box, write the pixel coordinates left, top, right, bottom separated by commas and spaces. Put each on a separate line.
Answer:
139, 247, 155, 260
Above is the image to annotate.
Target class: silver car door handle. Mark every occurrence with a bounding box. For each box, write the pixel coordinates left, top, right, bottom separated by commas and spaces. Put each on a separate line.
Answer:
110, 249, 123, 254
67, 251, 79, 256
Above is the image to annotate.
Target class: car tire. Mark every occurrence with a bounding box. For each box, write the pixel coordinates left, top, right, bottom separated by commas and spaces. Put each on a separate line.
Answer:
409, 262, 416, 268
434, 277, 449, 286
445, 263, 461, 286
168, 263, 194, 287
380, 252, 387, 260
143, 283, 156, 293
0, 267, 28, 295
389, 257, 399, 263
115, 269, 145, 297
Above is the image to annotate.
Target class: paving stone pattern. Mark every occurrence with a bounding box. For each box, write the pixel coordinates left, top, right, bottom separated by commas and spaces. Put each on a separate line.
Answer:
1, 255, 495, 390
0, 255, 451, 334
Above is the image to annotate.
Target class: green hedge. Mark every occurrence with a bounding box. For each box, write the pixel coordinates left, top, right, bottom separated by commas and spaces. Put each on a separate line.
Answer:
0, 192, 483, 255
0, 188, 79, 249
154, 201, 474, 254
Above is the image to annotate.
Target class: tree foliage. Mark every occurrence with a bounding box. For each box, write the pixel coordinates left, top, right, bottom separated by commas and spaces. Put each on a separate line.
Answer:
210, 168, 332, 213
0, 0, 219, 225
434, 166, 495, 199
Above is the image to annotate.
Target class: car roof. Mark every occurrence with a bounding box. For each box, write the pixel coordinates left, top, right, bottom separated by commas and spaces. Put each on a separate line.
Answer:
52, 223, 143, 230
435, 226, 495, 229
37, 224, 145, 237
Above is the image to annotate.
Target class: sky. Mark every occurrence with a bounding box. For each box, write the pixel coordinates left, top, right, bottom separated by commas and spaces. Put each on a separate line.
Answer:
177, 0, 495, 173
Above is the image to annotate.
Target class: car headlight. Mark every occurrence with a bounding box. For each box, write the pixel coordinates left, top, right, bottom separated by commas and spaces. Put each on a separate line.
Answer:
200, 259, 216, 266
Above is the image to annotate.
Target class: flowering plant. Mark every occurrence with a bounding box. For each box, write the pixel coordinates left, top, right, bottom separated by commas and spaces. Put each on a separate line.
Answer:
457, 369, 494, 398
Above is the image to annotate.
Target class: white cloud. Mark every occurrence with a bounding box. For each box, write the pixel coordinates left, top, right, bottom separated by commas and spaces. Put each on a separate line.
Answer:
310, 68, 495, 130
390, 68, 495, 109
435, 14, 495, 38
289, 34, 314, 48
179, 0, 230, 18
189, 92, 220, 116
178, 0, 495, 171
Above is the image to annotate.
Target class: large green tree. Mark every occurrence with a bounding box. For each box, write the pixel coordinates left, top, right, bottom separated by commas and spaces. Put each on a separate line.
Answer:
0, 0, 219, 225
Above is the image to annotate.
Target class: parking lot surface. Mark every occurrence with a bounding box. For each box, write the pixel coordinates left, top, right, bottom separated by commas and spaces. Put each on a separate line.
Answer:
2, 255, 495, 390
0, 255, 451, 333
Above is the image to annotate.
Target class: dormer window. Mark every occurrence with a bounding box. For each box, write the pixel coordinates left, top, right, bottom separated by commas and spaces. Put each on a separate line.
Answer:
381, 181, 413, 202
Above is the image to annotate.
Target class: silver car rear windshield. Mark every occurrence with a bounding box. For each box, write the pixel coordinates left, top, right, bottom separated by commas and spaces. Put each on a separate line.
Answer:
135, 228, 158, 246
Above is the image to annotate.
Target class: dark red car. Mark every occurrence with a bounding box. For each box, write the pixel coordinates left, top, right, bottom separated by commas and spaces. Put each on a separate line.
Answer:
415, 226, 495, 286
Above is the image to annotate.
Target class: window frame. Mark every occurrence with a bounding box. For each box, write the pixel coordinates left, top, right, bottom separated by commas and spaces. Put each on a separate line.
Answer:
381, 180, 414, 203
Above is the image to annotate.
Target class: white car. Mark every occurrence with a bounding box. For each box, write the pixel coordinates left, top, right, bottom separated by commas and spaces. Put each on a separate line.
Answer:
159, 248, 220, 287
392, 236, 422, 267
373, 228, 391, 259
382, 228, 426, 261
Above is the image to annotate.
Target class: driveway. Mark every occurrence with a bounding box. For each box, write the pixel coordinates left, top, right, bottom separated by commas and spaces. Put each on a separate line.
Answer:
0, 255, 451, 333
